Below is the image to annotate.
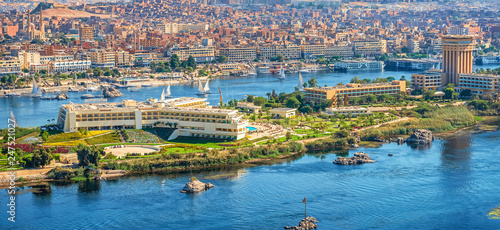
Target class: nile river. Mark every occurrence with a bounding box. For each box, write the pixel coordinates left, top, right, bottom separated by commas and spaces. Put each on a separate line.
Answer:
2, 129, 500, 229
2, 64, 500, 129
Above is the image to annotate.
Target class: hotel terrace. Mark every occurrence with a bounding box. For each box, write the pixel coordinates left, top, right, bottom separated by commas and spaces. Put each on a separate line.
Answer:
304, 81, 406, 107
57, 97, 248, 140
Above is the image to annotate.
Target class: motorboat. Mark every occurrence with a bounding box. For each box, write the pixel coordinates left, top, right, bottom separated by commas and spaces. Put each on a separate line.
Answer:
81, 94, 95, 99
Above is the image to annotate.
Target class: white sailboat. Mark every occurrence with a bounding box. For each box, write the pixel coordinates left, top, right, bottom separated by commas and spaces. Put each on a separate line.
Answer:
9, 108, 18, 127
278, 67, 286, 80
165, 83, 173, 98
196, 79, 212, 95
68, 75, 79, 92
6, 78, 20, 97
298, 73, 304, 91
31, 77, 42, 98
160, 88, 165, 101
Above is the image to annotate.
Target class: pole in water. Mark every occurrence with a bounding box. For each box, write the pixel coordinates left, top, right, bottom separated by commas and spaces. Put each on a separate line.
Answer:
302, 197, 307, 219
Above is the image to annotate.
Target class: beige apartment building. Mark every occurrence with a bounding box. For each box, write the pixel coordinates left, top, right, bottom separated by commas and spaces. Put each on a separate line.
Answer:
18, 51, 40, 69
353, 39, 387, 57
411, 70, 446, 91
57, 97, 249, 140
458, 73, 500, 95
0, 59, 21, 75
305, 81, 406, 107
325, 46, 354, 58
89, 49, 116, 68
220, 47, 257, 62
115, 50, 133, 67
301, 44, 326, 59
79, 26, 94, 41
171, 45, 215, 63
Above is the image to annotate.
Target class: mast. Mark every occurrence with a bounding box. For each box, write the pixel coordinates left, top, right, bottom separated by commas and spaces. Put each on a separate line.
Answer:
203, 79, 210, 92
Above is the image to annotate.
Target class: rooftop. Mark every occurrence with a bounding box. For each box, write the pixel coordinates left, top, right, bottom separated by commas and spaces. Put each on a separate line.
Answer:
63, 97, 237, 114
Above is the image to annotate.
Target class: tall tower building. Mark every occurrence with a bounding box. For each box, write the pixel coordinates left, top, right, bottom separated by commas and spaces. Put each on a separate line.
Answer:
39, 9, 45, 38
442, 35, 474, 85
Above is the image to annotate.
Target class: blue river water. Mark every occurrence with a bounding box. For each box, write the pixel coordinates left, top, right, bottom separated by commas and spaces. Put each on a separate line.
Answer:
2, 64, 500, 129
1, 129, 500, 229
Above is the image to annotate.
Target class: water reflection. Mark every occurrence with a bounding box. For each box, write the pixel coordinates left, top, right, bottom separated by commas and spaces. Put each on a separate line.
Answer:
441, 132, 472, 169
406, 142, 432, 150
78, 180, 101, 193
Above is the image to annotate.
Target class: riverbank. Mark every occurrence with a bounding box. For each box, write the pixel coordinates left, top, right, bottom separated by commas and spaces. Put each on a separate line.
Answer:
4, 111, 498, 188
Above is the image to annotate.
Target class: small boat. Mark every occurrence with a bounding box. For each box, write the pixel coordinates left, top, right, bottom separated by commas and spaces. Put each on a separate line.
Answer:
299, 69, 311, 74
165, 83, 173, 98
130, 88, 140, 92
81, 94, 95, 99
196, 79, 212, 96
53, 90, 62, 94
278, 67, 286, 80
41, 95, 54, 100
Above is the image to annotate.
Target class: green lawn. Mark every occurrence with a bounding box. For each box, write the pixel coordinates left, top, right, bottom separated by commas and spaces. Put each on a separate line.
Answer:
86, 133, 121, 145
165, 137, 230, 148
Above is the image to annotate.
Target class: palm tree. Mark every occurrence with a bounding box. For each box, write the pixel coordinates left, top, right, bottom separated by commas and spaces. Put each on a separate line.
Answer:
266, 92, 271, 100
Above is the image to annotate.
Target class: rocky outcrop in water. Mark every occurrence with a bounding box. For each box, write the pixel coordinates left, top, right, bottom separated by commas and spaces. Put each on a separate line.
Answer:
102, 87, 123, 98
180, 179, 214, 193
56, 93, 69, 100
284, 217, 318, 230
333, 152, 375, 165
406, 129, 434, 144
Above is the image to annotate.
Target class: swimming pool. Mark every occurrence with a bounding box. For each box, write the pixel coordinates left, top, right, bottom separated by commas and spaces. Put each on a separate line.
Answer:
246, 126, 258, 131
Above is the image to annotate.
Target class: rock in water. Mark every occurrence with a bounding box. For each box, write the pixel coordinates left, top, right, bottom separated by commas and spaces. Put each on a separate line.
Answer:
56, 93, 69, 100
396, 137, 405, 145
333, 152, 375, 165
180, 180, 215, 193
284, 216, 318, 230
406, 129, 434, 144
102, 87, 123, 98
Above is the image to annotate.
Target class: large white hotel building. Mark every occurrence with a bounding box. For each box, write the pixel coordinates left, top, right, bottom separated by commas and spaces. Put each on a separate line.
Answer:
57, 97, 248, 140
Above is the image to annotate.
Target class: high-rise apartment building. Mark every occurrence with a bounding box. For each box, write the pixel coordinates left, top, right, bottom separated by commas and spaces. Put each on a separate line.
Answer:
442, 35, 474, 85
79, 26, 94, 41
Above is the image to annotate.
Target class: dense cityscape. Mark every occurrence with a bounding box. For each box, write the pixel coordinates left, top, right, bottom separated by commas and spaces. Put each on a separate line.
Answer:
1, 0, 500, 229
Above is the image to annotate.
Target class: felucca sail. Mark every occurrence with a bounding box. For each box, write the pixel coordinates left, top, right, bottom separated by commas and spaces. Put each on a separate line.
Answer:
203, 79, 210, 92
9, 108, 18, 127
166, 84, 171, 97
160, 88, 165, 101
32, 77, 41, 95
298, 73, 304, 90
198, 79, 204, 93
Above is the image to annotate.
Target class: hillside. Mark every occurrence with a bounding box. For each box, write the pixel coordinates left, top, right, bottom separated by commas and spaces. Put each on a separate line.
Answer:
41, 8, 113, 18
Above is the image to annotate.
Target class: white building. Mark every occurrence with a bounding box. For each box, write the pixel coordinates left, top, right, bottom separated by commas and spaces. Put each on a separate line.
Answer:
57, 97, 249, 140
